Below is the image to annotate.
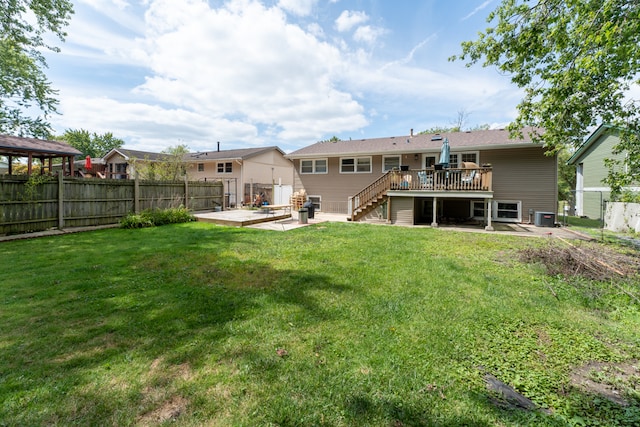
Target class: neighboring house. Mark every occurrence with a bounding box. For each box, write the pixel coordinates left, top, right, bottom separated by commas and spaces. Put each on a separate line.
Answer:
186, 146, 293, 207
286, 128, 557, 228
567, 124, 639, 219
102, 148, 167, 180
0, 158, 7, 174
103, 145, 294, 208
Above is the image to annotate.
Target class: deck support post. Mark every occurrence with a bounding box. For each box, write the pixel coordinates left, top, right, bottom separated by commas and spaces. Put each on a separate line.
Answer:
485, 198, 494, 231
431, 197, 438, 227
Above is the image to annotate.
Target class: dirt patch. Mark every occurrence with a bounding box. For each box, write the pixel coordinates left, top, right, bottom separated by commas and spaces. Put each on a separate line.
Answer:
136, 357, 194, 425
137, 395, 188, 426
569, 360, 640, 406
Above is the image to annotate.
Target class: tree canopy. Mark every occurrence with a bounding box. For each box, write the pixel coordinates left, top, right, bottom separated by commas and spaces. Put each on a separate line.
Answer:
1, 0, 74, 137
452, 0, 640, 197
419, 109, 490, 134
132, 145, 191, 181
59, 129, 124, 158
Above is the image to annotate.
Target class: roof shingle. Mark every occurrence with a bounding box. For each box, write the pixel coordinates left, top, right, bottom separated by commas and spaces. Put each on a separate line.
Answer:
0, 134, 82, 157
286, 128, 543, 158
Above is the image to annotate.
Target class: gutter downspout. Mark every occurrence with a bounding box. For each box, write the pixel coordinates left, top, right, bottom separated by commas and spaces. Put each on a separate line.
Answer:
236, 159, 243, 207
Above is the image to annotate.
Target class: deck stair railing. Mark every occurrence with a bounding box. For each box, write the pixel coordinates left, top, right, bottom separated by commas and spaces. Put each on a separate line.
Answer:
347, 167, 493, 222
347, 171, 393, 221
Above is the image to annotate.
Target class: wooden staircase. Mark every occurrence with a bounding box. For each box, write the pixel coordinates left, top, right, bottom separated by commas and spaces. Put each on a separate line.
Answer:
348, 171, 392, 221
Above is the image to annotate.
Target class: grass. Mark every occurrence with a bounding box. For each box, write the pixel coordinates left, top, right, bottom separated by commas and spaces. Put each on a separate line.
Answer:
1, 222, 639, 426
563, 215, 640, 247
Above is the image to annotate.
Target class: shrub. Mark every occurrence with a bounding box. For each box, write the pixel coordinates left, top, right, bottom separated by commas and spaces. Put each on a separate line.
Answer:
120, 206, 195, 229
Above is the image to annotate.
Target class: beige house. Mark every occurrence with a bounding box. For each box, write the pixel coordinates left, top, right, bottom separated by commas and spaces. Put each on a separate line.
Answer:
103, 146, 294, 208
286, 128, 557, 228
186, 146, 293, 207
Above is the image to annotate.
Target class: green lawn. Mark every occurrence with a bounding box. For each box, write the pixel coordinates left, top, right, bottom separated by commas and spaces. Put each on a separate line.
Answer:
1, 222, 639, 426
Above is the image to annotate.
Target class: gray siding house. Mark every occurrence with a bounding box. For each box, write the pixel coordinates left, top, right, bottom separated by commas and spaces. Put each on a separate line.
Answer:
567, 124, 639, 219
286, 128, 557, 228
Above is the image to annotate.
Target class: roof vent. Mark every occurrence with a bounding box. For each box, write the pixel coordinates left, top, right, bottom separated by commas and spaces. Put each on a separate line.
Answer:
431, 135, 443, 141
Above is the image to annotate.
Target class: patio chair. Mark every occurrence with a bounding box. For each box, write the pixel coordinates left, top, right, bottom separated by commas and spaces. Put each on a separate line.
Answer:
417, 171, 432, 188
461, 162, 480, 188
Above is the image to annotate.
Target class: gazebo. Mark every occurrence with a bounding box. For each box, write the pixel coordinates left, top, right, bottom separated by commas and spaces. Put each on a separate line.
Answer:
0, 134, 82, 176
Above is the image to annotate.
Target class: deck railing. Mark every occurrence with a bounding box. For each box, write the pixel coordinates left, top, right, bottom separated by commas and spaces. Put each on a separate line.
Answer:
348, 167, 493, 220
389, 167, 492, 192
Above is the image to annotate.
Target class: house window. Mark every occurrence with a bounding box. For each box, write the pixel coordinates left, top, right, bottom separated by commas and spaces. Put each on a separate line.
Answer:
197, 163, 204, 172
308, 195, 321, 211
449, 152, 478, 168
217, 162, 232, 173
341, 157, 372, 173
471, 201, 486, 218
494, 200, 521, 222
383, 156, 401, 172
300, 159, 327, 174
115, 163, 127, 179
424, 156, 436, 168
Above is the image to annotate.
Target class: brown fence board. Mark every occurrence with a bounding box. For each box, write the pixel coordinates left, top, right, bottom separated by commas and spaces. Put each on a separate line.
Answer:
0, 175, 223, 235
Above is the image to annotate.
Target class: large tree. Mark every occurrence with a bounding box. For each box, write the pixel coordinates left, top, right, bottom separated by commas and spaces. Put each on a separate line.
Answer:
452, 0, 640, 198
60, 129, 124, 158
132, 145, 191, 181
1, 0, 74, 137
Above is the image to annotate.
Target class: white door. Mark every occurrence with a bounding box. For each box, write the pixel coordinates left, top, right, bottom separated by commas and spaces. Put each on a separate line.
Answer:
274, 184, 293, 205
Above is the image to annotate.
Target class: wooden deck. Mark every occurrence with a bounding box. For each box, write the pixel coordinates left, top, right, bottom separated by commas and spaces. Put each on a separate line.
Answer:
194, 208, 291, 227
348, 167, 493, 222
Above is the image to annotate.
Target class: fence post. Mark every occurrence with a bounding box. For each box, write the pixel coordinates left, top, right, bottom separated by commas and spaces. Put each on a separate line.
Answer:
58, 171, 64, 229
134, 174, 140, 214
184, 175, 189, 209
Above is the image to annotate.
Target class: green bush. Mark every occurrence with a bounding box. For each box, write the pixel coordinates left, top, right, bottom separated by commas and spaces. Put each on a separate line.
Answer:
120, 206, 195, 229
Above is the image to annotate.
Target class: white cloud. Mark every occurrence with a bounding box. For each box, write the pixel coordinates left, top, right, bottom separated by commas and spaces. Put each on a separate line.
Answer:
353, 25, 386, 44
277, 0, 318, 16
306, 22, 325, 38
381, 35, 437, 70
335, 10, 369, 32
461, 0, 493, 21
47, 0, 521, 150
55, 0, 368, 148
52, 96, 258, 152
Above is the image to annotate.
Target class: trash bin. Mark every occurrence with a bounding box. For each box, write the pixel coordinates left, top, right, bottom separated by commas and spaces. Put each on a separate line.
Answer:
298, 208, 308, 224
534, 211, 555, 227
303, 200, 315, 219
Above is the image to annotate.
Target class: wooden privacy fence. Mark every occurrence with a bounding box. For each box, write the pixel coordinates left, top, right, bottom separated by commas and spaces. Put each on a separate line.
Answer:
0, 174, 224, 235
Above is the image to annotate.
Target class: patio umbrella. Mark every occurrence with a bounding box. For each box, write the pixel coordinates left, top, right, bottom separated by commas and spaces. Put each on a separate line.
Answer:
438, 137, 450, 167
84, 155, 92, 170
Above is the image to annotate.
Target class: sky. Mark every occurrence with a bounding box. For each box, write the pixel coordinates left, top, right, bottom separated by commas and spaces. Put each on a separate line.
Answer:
42, 0, 523, 153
